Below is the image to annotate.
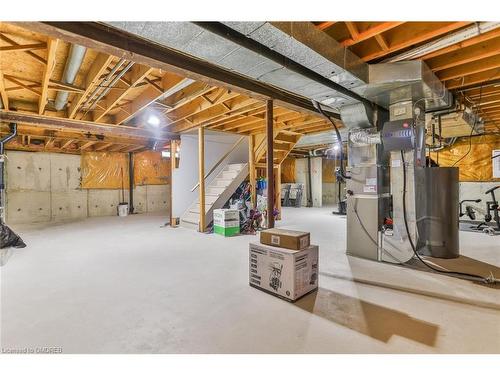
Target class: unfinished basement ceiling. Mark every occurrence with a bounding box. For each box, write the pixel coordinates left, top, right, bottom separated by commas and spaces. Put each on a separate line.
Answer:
107, 21, 368, 110
2, 20, 499, 157
0, 22, 338, 155
314, 21, 500, 133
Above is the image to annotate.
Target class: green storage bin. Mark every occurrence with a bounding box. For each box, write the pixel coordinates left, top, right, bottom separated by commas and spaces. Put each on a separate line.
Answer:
214, 225, 240, 237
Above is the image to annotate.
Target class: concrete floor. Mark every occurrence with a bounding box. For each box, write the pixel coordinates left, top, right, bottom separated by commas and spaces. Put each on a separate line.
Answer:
1, 207, 499, 354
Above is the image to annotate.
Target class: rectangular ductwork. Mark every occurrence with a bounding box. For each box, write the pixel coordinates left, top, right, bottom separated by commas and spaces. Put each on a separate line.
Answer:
353, 61, 453, 111
105, 22, 451, 118
105, 21, 369, 112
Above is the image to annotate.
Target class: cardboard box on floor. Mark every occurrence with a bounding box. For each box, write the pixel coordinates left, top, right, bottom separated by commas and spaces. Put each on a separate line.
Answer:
260, 228, 310, 250
249, 242, 318, 301
213, 209, 239, 222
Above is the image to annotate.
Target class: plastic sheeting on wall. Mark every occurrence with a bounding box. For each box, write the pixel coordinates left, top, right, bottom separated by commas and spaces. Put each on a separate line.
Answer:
81, 152, 130, 189
134, 151, 170, 186
432, 135, 500, 182
281, 157, 296, 183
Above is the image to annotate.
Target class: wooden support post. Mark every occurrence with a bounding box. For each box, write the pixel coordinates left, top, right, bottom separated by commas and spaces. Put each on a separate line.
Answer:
198, 126, 206, 232
128, 152, 134, 214
266, 100, 275, 229
275, 164, 281, 220
169, 140, 177, 227
248, 134, 256, 209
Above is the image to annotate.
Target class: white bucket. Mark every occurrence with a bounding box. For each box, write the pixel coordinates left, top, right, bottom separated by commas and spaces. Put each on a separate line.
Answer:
117, 203, 129, 217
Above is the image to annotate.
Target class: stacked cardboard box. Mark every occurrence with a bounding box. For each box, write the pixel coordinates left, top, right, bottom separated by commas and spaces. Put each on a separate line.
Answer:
249, 228, 319, 301
213, 209, 240, 237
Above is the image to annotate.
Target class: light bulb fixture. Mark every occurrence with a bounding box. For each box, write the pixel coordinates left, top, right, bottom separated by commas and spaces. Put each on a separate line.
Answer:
147, 114, 160, 127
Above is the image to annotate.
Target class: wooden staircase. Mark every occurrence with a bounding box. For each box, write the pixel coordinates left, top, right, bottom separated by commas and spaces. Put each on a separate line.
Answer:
180, 163, 248, 230
253, 129, 302, 167
249, 130, 302, 218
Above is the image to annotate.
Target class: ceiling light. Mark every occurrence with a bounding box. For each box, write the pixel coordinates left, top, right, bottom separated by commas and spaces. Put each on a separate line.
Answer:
147, 115, 160, 127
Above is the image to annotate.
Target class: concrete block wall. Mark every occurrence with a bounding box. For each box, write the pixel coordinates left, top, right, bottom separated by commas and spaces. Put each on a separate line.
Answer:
322, 182, 339, 205
5, 151, 169, 225
295, 157, 322, 207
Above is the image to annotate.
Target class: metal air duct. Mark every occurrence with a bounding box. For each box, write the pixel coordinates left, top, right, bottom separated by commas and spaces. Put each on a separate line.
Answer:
54, 44, 87, 110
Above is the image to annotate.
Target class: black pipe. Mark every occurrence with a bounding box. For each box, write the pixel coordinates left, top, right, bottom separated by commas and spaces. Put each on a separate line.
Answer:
0, 123, 18, 225
312, 100, 351, 180
128, 152, 134, 214
307, 156, 313, 207
193, 22, 382, 113
0, 123, 17, 154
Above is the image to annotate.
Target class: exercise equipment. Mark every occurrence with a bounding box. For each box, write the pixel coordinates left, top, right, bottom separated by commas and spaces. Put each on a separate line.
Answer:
483, 186, 500, 234
332, 167, 347, 215
458, 187, 500, 235
459, 199, 481, 220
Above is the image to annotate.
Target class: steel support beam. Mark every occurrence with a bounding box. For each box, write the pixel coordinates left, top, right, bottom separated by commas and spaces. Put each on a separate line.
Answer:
266, 100, 275, 229
248, 134, 256, 209
170, 140, 178, 227
128, 152, 134, 214
198, 126, 206, 232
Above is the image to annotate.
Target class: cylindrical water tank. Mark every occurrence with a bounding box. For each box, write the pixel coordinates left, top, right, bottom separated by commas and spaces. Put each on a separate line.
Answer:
416, 167, 460, 259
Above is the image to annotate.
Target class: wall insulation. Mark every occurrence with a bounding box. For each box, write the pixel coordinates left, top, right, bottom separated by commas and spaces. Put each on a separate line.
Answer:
134, 151, 170, 185
81, 152, 130, 189
433, 135, 500, 182
322, 159, 337, 183
281, 157, 295, 183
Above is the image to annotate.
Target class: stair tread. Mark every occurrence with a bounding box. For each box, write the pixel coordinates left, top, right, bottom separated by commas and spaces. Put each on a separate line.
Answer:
181, 162, 248, 229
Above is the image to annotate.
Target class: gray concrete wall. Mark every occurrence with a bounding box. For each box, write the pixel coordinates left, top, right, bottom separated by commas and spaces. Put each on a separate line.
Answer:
459, 181, 500, 221
322, 182, 339, 205
295, 157, 322, 207
5, 151, 169, 225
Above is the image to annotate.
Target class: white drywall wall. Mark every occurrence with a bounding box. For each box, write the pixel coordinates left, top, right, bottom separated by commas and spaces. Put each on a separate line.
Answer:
172, 131, 248, 217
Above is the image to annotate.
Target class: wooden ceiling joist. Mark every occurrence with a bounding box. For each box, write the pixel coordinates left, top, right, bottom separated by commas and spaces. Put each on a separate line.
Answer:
38, 38, 58, 114
420, 28, 500, 61
93, 64, 154, 122
0, 70, 9, 109
0, 21, 335, 157
428, 37, 500, 72
115, 73, 188, 125
170, 97, 262, 133
438, 55, 500, 82
0, 32, 46, 65
68, 52, 114, 119
317, 22, 336, 31
79, 140, 97, 150
0, 42, 46, 52
446, 68, 500, 89
341, 22, 404, 47
361, 22, 471, 61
